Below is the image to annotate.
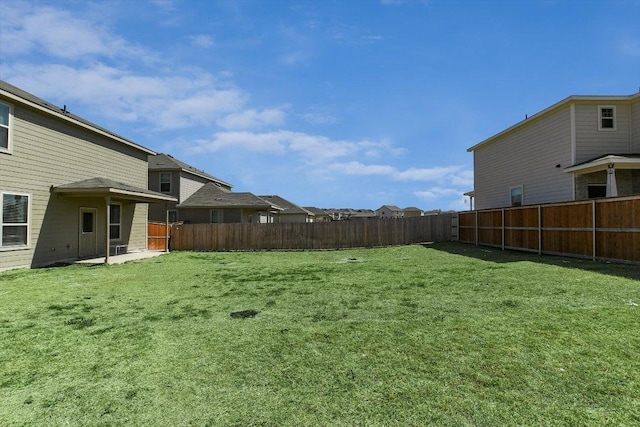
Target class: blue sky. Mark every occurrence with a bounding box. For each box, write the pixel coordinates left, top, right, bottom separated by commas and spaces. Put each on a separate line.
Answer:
1, 0, 639, 211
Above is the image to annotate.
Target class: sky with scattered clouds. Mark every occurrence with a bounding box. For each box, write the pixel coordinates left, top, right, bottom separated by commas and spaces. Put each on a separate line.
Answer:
1, 0, 639, 210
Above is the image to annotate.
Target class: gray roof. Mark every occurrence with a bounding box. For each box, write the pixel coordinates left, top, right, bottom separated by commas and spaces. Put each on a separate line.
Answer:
53, 177, 176, 202
303, 207, 330, 216
377, 205, 403, 212
259, 195, 314, 216
149, 154, 232, 188
0, 79, 155, 155
178, 183, 280, 209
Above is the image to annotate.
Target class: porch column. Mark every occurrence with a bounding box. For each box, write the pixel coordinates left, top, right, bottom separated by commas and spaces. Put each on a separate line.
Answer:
165, 202, 170, 253
105, 196, 111, 264
606, 164, 618, 197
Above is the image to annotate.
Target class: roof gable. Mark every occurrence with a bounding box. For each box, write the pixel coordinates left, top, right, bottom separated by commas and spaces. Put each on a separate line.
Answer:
0, 79, 155, 155
149, 153, 233, 188
468, 92, 640, 153
259, 195, 313, 215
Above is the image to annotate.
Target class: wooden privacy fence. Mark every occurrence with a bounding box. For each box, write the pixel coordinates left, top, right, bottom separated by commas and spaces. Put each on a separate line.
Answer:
171, 215, 453, 251
148, 222, 171, 251
455, 196, 640, 263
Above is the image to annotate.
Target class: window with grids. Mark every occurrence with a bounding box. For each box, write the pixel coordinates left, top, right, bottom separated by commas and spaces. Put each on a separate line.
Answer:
0, 102, 12, 153
1, 193, 29, 248
599, 106, 616, 130
159, 172, 172, 193
109, 204, 121, 240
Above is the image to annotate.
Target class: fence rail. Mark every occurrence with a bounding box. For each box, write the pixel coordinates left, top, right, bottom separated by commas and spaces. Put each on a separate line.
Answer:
170, 215, 453, 251
456, 196, 640, 263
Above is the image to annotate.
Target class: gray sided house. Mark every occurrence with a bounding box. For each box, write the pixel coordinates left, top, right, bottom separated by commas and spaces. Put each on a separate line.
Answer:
259, 195, 315, 223
0, 80, 175, 270
468, 92, 640, 210
148, 153, 232, 223
177, 182, 282, 224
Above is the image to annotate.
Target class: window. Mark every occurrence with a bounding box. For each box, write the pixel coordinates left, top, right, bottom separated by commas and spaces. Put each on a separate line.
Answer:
1, 192, 30, 248
210, 210, 222, 223
510, 186, 523, 207
82, 212, 94, 233
0, 101, 13, 153
109, 204, 121, 240
168, 210, 178, 223
598, 106, 616, 131
588, 184, 606, 199
159, 172, 172, 193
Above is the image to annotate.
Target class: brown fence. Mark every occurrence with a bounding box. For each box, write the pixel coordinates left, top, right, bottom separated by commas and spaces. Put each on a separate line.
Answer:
171, 215, 453, 251
148, 222, 170, 251
455, 196, 640, 263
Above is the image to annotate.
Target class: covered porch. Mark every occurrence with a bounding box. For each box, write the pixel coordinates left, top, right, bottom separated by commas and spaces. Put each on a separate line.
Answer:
564, 154, 640, 200
52, 177, 177, 264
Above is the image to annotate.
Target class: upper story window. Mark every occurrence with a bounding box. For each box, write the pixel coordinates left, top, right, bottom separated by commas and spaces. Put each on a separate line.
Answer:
1, 192, 30, 249
510, 186, 523, 207
598, 106, 616, 131
159, 172, 172, 193
0, 101, 13, 154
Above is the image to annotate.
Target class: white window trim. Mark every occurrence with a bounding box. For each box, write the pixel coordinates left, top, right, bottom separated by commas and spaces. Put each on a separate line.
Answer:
210, 209, 223, 224
598, 105, 616, 131
0, 191, 31, 250
510, 185, 524, 207
109, 203, 122, 241
0, 101, 14, 154
159, 172, 172, 193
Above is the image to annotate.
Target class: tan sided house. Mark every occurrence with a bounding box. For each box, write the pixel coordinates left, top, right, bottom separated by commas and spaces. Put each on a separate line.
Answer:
148, 153, 232, 223
467, 92, 640, 210
0, 80, 176, 270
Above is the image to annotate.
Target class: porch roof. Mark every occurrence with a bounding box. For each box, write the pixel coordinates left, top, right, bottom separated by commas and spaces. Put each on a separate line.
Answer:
564, 154, 640, 174
52, 177, 177, 203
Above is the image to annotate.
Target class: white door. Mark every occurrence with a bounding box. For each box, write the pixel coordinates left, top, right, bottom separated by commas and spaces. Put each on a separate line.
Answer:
79, 208, 98, 258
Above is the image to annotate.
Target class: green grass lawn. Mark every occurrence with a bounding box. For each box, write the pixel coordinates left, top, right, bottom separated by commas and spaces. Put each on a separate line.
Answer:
1, 242, 639, 426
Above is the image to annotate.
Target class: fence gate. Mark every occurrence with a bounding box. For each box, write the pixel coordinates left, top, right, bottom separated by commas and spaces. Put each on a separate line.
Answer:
148, 222, 170, 251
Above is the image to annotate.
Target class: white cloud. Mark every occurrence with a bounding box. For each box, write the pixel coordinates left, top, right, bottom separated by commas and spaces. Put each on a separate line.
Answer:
0, 3, 153, 61
217, 108, 287, 130
190, 34, 215, 48
397, 166, 463, 181
415, 187, 461, 200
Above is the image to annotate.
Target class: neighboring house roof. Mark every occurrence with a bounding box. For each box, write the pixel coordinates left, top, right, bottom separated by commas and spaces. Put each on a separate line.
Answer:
53, 177, 176, 203
0, 79, 155, 155
564, 153, 640, 174
148, 153, 233, 188
404, 207, 423, 212
177, 182, 281, 210
377, 205, 403, 212
467, 92, 640, 153
304, 207, 330, 216
259, 195, 314, 216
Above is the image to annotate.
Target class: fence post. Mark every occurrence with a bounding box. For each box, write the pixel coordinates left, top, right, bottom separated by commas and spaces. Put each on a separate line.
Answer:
537, 205, 542, 255
592, 199, 596, 261
501, 208, 505, 250
475, 210, 479, 246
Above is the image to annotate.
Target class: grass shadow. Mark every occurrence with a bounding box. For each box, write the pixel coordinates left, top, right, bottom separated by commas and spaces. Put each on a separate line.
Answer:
425, 241, 640, 281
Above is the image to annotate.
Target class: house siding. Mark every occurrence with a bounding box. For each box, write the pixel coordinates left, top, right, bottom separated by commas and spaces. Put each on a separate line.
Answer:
632, 99, 640, 152
180, 172, 210, 203
574, 102, 633, 163
1, 99, 149, 269
474, 107, 574, 210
